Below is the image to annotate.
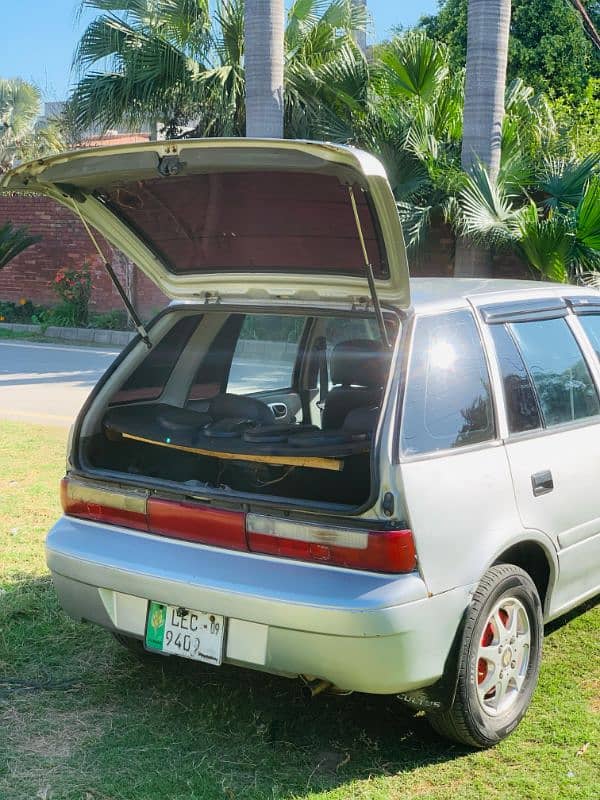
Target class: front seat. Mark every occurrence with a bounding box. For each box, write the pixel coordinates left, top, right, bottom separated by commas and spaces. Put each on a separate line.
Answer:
321, 339, 391, 431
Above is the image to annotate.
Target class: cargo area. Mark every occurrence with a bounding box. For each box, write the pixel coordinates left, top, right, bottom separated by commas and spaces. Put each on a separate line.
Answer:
78, 308, 398, 508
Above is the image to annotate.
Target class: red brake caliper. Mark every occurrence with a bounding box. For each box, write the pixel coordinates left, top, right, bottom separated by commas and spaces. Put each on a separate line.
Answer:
478, 608, 509, 686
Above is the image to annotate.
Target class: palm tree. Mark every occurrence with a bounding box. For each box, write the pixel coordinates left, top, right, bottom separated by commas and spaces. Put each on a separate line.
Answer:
245, 0, 284, 137
0, 79, 63, 172
71, 0, 367, 139
454, 0, 511, 277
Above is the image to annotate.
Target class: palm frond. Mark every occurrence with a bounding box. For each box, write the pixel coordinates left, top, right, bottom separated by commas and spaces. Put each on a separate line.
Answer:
516, 202, 572, 283
377, 30, 449, 102
0, 222, 41, 270
457, 162, 520, 248
539, 153, 600, 210
397, 202, 432, 251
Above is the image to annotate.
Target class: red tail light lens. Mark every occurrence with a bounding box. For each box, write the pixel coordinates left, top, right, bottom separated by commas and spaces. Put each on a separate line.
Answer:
246, 514, 416, 573
60, 477, 148, 531
61, 478, 416, 573
147, 497, 246, 550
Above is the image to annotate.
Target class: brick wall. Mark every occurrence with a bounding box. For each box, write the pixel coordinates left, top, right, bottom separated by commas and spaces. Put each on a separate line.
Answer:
0, 195, 167, 317
0, 195, 532, 319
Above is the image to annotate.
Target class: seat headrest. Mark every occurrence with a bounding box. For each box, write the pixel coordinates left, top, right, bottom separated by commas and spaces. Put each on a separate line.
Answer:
330, 339, 391, 388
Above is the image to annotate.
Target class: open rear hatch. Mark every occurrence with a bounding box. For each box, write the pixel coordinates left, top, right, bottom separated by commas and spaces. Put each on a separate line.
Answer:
3, 140, 409, 512
1, 138, 410, 308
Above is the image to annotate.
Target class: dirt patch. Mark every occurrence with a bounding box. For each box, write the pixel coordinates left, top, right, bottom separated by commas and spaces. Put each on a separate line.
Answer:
581, 679, 600, 714
3, 704, 107, 759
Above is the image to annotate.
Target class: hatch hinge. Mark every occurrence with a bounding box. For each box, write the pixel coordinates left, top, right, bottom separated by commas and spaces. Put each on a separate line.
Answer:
351, 296, 372, 313
347, 185, 391, 349
202, 291, 222, 305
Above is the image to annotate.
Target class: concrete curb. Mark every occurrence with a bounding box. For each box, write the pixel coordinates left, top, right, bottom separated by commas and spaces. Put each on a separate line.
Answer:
0, 323, 299, 357
0, 322, 135, 347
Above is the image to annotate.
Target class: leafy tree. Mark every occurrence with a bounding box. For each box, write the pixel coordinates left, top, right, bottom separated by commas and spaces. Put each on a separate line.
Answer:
421, 0, 600, 98
550, 78, 600, 157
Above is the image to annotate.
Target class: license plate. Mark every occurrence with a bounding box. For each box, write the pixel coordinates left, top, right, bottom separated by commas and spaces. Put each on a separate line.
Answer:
145, 601, 226, 664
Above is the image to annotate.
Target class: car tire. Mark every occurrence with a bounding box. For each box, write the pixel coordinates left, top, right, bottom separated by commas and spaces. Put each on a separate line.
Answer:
427, 564, 543, 748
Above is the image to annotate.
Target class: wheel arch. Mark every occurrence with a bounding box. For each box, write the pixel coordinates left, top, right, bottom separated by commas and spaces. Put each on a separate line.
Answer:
490, 533, 558, 619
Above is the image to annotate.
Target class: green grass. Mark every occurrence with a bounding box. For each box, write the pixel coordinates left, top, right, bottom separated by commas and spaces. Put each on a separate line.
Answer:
0, 419, 598, 800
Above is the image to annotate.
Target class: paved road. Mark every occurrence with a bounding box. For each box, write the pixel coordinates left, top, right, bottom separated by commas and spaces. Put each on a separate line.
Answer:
0, 340, 119, 426
0, 340, 292, 427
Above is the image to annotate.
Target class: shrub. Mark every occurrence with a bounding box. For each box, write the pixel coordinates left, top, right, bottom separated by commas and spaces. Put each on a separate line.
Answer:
51, 264, 92, 327
87, 310, 128, 330
0, 299, 45, 324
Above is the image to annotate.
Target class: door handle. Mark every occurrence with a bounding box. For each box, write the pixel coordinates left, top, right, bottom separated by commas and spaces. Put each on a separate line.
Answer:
269, 402, 288, 419
531, 470, 554, 497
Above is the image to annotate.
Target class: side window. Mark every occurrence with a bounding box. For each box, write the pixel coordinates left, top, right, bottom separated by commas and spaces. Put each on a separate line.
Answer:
113, 314, 201, 403
579, 314, 600, 360
401, 311, 495, 455
227, 314, 307, 394
488, 324, 542, 433
510, 318, 600, 427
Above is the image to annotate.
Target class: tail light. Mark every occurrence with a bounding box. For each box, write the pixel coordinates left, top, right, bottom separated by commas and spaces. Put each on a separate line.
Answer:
147, 497, 246, 550
61, 478, 416, 574
60, 477, 148, 531
246, 514, 416, 574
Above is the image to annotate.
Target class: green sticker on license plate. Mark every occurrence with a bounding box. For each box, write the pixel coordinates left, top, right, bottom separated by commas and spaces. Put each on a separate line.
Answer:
145, 601, 167, 650
144, 601, 226, 664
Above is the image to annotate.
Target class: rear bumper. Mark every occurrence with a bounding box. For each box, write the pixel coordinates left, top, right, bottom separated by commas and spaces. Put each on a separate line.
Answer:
46, 517, 473, 694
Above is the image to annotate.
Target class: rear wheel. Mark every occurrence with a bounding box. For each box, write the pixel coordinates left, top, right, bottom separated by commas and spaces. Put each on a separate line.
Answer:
428, 564, 543, 747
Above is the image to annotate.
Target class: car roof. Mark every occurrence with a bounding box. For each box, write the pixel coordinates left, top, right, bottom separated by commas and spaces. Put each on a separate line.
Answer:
409, 277, 598, 314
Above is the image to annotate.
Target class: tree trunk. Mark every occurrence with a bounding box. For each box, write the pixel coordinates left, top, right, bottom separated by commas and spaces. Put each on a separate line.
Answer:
352, 0, 368, 55
245, 0, 285, 138
455, 0, 511, 277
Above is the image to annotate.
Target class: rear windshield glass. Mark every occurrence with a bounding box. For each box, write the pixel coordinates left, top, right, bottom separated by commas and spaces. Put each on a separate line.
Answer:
102, 172, 388, 277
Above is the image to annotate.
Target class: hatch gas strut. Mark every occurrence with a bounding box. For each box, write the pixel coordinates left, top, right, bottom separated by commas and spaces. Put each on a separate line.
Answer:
72, 202, 152, 349
347, 185, 390, 349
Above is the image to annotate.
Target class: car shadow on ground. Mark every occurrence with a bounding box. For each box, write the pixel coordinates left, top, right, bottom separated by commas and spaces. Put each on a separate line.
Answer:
0, 576, 475, 798
3, 576, 597, 799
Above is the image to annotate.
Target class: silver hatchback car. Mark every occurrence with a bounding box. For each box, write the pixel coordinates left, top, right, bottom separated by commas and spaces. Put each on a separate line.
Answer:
4, 140, 599, 748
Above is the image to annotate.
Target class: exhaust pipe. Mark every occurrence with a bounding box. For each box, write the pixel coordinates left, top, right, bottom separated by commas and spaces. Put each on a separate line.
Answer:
300, 676, 353, 698
301, 677, 333, 698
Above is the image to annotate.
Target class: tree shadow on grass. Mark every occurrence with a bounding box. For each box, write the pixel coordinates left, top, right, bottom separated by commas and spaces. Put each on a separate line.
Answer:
0, 576, 476, 799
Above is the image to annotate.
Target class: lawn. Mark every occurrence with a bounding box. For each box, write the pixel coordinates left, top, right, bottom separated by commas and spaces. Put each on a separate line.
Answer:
0, 419, 598, 800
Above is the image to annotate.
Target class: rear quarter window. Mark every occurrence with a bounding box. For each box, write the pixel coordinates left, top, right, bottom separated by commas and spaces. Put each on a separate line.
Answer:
401, 310, 495, 456
113, 315, 201, 403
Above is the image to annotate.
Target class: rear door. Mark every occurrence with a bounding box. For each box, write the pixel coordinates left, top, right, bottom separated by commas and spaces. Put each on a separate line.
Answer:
1, 139, 410, 309
484, 300, 600, 616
